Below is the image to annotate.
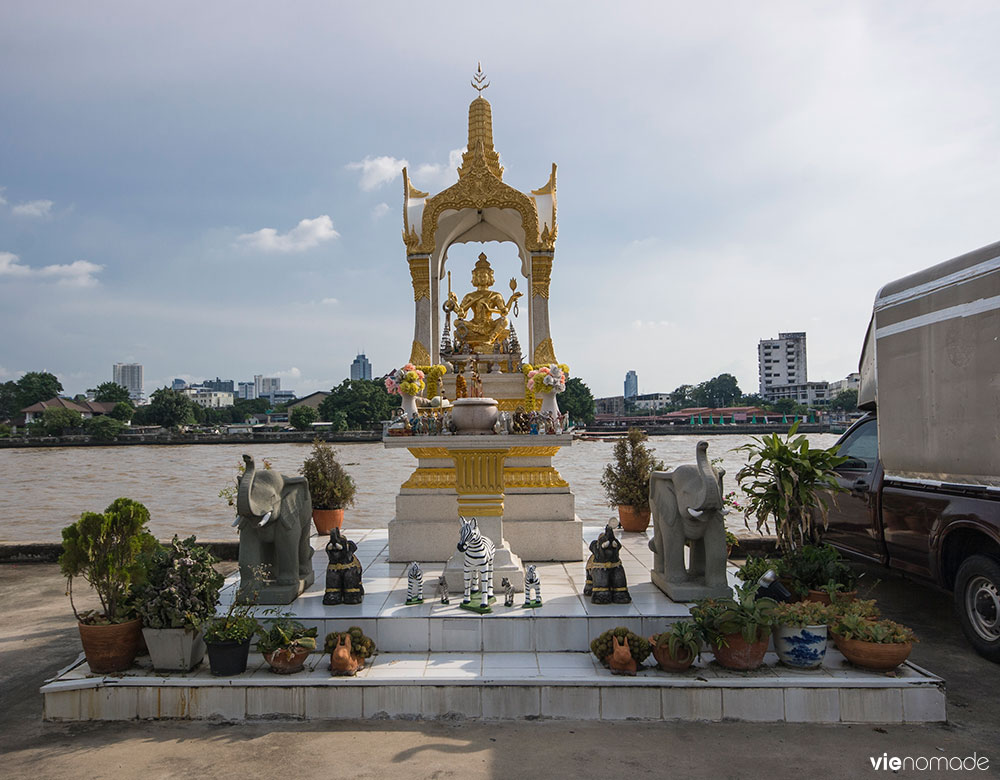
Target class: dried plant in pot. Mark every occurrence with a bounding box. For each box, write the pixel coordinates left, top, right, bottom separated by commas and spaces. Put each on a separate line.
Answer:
300, 440, 356, 534
692, 580, 778, 671
649, 621, 701, 672
590, 627, 651, 675
257, 618, 318, 674
772, 600, 832, 669
59, 498, 158, 674
600, 428, 664, 532
136, 535, 224, 672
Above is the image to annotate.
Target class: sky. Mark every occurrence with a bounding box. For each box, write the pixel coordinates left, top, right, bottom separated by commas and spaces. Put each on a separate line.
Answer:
1, 1, 998, 400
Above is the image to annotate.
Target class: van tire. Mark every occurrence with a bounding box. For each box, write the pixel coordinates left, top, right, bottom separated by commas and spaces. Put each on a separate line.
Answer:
954, 555, 1000, 662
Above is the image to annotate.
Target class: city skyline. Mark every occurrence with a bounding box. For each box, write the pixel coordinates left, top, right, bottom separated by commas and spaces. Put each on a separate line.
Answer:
2, 4, 999, 398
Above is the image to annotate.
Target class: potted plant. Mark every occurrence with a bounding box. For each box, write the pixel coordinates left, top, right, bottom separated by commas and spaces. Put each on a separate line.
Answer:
59, 497, 158, 673
735, 553, 776, 585
203, 600, 260, 676
135, 535, 224, 671
649, 621, 701, 672
776, 544, 857, 602
773, 600, 831, 669
830, 611, 917, 672
325, 626, 376, 676
600, 428, 664, 532
735, 422, 848, 553
691, 580, 778, 671
257, 618, 318, 674
300, 440, 357, 534
725, 531, 740, 559
590, 627, 651, 675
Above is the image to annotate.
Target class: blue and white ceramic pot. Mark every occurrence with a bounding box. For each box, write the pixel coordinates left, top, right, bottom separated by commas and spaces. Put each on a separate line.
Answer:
773, 623, 828, 669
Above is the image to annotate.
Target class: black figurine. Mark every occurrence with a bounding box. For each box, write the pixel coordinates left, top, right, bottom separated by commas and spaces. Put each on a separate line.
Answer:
583, 524, 631, 604
323, 528, 364, 605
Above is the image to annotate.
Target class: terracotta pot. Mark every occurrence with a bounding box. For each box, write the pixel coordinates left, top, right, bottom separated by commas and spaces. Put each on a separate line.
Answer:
313, 508, 344, 535
804, 589, 857, 605
649, 638, 695, 672
78, 617, 142, 674
831, 633, 913, 671
712, 631, 769, 671
617, 505, 651, 533
263, 647, 311, 674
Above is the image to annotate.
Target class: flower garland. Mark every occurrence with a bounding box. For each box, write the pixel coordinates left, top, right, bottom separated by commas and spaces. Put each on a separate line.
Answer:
385, 364, 425, 396
414, 364, 448, 400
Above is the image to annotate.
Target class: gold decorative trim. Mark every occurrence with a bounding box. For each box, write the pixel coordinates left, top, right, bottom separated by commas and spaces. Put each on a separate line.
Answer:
407, 447, 450, 458
533, 337, 557, 366
401, 468, 455, 490
410, 340, 431, 366
504, 467, 568, 488
449, 449, 507, 495
409, 257, 430, 300
531, 163, 557, 196
496, 398, 530, 412
531, 255, 552, 298
456, 501, 504, 517
506, 446, 561, 457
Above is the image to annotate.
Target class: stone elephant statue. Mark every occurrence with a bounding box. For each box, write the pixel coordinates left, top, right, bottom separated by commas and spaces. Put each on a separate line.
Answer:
235, 454, 314, 604
648, 441, 732, 601
323, 528, 364, 605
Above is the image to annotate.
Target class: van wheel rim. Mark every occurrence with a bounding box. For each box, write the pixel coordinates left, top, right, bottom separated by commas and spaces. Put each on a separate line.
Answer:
966, 575, 1000, 642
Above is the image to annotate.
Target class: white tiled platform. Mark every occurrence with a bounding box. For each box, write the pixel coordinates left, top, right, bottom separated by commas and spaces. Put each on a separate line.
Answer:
40, 527, 946, 723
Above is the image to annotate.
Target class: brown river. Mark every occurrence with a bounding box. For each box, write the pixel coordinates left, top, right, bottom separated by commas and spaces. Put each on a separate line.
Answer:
0, 434, 840, 542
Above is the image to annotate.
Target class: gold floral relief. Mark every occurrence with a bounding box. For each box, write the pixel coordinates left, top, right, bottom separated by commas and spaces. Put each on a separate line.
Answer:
531, 255, 552, 298
532, 338, 557, 366
410, 340, 431, 366
409, 257, 430, 300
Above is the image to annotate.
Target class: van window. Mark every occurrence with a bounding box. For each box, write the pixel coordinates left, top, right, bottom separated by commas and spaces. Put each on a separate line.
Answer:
837, 420, 878, 470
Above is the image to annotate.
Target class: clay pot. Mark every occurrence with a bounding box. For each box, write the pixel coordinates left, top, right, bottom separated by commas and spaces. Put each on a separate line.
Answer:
329, 634, 363, 676
649, 638, 695, 672
617, 505, 651, 533
78, 617, 142, 674
263, 647, 311, 675
711, 631, 769, 671
804, 590, 857, 605
312, 508, 344, 535
831, 633, 913, 672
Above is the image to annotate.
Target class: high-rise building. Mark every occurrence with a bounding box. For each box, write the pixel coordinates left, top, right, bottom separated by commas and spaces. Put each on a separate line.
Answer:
203, 377, 235, 393
237, 381, 256, 400
350, 353, 373, 381
171, 378, 188, 391
758, 332, 808, 398
254, 375, 280, 398
113, 363, 144, 403
624, 370, 638, 400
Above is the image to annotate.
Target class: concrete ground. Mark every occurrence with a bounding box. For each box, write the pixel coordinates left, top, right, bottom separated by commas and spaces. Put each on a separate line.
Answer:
1, 561, 997, 780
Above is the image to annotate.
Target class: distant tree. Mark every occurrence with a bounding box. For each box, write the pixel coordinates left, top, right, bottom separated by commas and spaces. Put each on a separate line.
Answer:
830, 389, 858, 412
231, 398, 270, 422
16, 371, 63, 409
84, 415, 125, 441
290, 405, 319, 431
771, 398, 800, 415
109, 401, 134, 422
559, 377, 596, 426
695, 373, 742, 408
739, 393, 770, 409
146, 387, 196, 428
319, 379, 395, 429
0, 381, 19, 420
93, 381, 132, 403
42, 406, 83, 435
670, 384, 694, 408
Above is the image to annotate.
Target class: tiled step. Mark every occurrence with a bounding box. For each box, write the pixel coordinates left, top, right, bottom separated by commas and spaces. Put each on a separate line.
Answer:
41, 650, 946, 723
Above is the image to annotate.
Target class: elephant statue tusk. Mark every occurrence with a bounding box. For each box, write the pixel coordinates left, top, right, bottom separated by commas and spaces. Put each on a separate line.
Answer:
687, 508, 704, 518
721, 508, 731, 516
232, 514, 241, 527
258, 511, 272, 528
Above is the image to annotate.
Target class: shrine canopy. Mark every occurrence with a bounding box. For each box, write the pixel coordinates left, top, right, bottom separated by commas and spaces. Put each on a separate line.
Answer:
402, 69, 559, 370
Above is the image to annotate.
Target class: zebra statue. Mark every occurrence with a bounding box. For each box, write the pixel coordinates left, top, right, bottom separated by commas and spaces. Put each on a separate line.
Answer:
405, 561, 423, 605
501, 577, 515, 607
457, 516, 495, 612
523, 564, 542, 607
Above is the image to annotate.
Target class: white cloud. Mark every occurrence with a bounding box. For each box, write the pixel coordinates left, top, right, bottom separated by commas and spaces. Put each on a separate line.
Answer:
237, 215, 339, 253
0, 187, 6, 206
12, 199, 54, 218
411, 148, 465, 191
0, 251, 102, 287
321, 297, 339, 305
371, 202, 390, 221
269, 366, 302, 381
346, 156, 408, 191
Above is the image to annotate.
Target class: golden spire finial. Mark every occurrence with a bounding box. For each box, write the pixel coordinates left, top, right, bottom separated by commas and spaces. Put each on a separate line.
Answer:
471, 62, 490, 95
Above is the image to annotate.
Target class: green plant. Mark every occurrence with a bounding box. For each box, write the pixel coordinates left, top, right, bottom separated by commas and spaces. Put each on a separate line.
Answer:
600, 428, 665, 508
203, 600, 260, 644
324, 626, 376, 659
735, 553, 775, 584
691, 580, 779, 646
735, 422, 848, 553
832, 614, 916, 644
776, 544, 856, 596
42, 406, 83, 435
590, 627, 651, 664
725, 531, 740, 550
650, 620, 702, 661
289, 405, 318, 431
219, 457, 272, 507
774, 600, 832, 627
59, 498, 158, 624
829, 598, 881, 620
83, 415, 126, 441
300, 440, 356, 510
136, 535, 224, 630
257, 618, 318, 654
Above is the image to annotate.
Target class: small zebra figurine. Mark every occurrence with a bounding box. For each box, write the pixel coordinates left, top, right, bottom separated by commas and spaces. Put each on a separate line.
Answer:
436, 573, 450, 605
523, 564, 542, 608
405, 561, 423, 605
457, 516, 495, 612
501, 577, 515, 607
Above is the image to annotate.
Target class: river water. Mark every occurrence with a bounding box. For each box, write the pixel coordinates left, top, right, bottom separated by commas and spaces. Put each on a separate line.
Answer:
0, 434, 840, 542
